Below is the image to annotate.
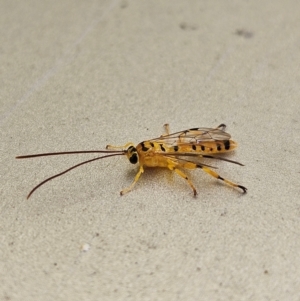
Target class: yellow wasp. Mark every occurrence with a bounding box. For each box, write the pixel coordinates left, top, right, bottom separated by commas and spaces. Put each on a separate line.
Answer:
16, 124, 247, 199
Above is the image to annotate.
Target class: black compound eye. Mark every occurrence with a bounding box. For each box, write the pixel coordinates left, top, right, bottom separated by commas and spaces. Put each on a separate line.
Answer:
129, 153, 138, 164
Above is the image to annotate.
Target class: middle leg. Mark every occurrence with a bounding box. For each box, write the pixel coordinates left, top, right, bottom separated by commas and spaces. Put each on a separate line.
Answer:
173, 168, 197, 196
167, 158, 198, 196
160, 123, 170, 136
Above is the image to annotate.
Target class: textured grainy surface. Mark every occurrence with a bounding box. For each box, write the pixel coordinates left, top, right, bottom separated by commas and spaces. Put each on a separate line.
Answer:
1, 0, 300, 300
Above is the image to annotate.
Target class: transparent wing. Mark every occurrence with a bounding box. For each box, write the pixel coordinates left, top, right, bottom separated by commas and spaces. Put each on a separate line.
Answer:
163, 153, 244, 166
148, 126, 242, 165
151, 127, 231, 145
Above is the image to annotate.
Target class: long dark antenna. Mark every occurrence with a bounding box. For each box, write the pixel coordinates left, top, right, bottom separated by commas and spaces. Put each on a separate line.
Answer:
16, 150, 122, 159
16, 151, 125, 199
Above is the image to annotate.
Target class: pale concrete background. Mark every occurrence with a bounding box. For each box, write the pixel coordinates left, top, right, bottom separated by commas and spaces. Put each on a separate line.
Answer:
1, 0, 300, 300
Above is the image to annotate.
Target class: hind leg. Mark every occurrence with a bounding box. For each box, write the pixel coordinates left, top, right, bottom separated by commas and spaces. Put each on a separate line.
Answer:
216, 123, 226, 130
199, 165, 247, 193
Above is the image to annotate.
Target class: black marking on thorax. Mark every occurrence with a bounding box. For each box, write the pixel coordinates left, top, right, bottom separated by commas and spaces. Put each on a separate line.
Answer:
141, 142, 149, 152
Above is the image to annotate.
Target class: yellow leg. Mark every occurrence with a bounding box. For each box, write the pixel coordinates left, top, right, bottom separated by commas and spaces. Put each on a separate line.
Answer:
167, 157, 247, 194
216, 123, 226, 130
200, 166, 247, 193
120, 165, 144, 195
106, 142, 135, 150
160, 123, 170, 136
166, 158, 197, 196
173, 168, 197, 196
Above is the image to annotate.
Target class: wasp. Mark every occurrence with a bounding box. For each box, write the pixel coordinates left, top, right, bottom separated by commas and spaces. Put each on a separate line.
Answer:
16, 124, 247, 199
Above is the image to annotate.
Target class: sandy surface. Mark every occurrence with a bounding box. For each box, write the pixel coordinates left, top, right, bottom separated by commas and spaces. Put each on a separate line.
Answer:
1, 0, 300, 300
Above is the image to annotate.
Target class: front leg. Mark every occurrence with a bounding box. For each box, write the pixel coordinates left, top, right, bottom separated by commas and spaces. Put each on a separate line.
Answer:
120, 165, 144, 195
106, 142, 135, 150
